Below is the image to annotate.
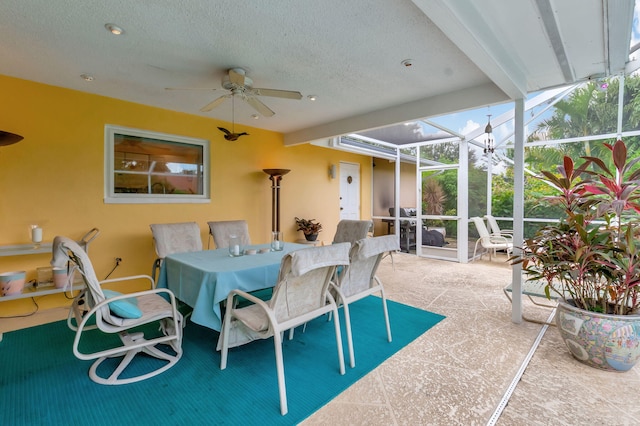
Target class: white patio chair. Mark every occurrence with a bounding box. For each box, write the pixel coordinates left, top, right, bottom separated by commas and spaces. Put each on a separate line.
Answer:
287, 219, 373, 340
332, 219, 372, 244
334, 235, 399, 368
484, 214, 514, 241
150, 222, 202, 284
471, 217, 513, 261
53, 236, 183, 385
207, 220, 251, 249
218, 243, 350, 416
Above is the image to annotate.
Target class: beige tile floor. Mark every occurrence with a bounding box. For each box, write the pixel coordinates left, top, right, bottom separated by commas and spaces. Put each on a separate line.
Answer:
2, 252, 639, 425
303, 252, 640, 426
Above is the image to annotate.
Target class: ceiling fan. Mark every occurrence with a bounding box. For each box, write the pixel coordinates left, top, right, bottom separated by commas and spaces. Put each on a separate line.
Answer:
166, 67, 303, 117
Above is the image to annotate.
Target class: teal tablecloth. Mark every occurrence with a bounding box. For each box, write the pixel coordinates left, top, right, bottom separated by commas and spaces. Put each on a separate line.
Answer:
157, 243, 308, 331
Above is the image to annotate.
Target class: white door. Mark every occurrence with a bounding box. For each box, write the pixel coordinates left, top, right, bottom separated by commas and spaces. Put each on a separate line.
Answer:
339, 162, 360, 220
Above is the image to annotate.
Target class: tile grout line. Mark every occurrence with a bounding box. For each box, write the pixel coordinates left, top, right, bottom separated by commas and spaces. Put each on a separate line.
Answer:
486, 308, 556, 426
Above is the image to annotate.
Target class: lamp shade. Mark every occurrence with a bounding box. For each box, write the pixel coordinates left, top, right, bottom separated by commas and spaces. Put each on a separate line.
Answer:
0, 131, 24, 146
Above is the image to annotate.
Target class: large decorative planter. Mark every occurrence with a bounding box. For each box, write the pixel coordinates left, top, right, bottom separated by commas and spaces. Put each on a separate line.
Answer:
556, 301, 640, 372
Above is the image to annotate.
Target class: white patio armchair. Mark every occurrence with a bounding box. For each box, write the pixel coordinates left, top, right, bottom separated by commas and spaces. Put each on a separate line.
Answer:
333, 235, 399, 368
332, 219, 372, 244
150, 221, 202, 284
53, 236, 183, 385
218, 243, 350, 415
207, 219, 251, 249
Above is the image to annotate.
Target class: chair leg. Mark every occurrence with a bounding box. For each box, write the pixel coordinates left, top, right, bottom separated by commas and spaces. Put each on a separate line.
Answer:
151, 258, 161, 288
473, 239, 482, 261
286, 321, 309, 341
380, 290, 392, 343
273, 331, 288, 415
87, 330, 182, 385
341, 302, 355, 368
220, 309, 232, 370
331, 305, 346, 376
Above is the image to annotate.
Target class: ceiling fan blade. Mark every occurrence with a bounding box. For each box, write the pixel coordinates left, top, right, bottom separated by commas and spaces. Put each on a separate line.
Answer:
251, 88, 303, 100
200, 95, 231, 112
165, 87, 217, 91
228, 68, 246, 86
245, 96, 275, 117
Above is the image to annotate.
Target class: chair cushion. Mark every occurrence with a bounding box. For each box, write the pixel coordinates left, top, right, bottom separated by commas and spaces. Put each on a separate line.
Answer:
102, 289, 142, 319
233, 304, 269, 332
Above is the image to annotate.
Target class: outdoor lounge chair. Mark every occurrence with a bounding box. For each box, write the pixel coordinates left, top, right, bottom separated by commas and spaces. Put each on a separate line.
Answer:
218, 243, 350, 415
503, 279, 561, 325
485, 214, 514, 241
53, 236, 183, 385
471, 217, 512, 261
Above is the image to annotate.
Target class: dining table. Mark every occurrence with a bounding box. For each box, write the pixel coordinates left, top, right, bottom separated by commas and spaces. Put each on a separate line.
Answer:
156, 243, 309, 331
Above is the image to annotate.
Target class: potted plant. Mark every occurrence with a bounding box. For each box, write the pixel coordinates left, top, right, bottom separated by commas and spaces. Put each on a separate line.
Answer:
512, 139, 640, 371
295, 217, 323, 241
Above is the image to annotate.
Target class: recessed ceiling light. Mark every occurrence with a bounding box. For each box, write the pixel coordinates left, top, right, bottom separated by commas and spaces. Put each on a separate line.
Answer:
80, 74, 94, 82
307, 95, 317, 101
251, 114, 259, 119
401, 59, 413, 67
105, 23, 124, 35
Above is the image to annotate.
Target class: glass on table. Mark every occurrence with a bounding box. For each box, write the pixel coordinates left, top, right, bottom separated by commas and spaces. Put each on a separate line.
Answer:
271, 231, 284, 251
228, 235, 244, 257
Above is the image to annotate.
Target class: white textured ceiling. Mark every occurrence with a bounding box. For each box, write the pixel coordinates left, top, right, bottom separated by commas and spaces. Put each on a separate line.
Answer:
0, 0, 634, 144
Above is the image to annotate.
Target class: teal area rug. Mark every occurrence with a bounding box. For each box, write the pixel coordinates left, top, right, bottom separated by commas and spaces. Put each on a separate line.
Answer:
1, 296, 444, 425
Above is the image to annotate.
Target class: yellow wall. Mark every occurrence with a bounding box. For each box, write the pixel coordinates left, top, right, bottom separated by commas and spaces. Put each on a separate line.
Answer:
0, 75, 371, 315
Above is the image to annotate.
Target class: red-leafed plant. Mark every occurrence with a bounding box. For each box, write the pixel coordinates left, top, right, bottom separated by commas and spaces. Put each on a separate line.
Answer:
512, 139, 640, 315
294, 217, 322, 236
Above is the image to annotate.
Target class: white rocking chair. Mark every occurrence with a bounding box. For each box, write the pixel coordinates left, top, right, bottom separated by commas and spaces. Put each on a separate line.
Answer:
53, 236, 183, 385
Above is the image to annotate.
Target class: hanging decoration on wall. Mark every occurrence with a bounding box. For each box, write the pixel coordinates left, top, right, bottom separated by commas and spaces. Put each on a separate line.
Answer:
347, 176, 353, 184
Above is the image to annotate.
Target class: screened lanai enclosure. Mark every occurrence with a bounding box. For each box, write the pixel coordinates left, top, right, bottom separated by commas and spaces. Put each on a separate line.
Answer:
336, 73, 640, 263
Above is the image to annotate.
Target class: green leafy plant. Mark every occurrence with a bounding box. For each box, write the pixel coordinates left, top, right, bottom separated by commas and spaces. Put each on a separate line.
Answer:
512, 139, 640, 315
294, 217, 322, 235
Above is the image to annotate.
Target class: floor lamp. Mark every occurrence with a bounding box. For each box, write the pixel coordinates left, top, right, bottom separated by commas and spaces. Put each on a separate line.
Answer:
263, 169, 291, 233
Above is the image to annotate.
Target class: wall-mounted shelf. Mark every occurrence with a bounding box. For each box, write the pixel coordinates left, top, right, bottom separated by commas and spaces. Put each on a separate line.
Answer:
1, 281, 84, 302
0, 229, 99, 258
0, 280, 84, 342
0, 243, 53, 257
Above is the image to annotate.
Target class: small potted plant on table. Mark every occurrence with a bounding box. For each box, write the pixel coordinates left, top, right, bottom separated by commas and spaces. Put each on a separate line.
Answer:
295, 217, 322, 241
